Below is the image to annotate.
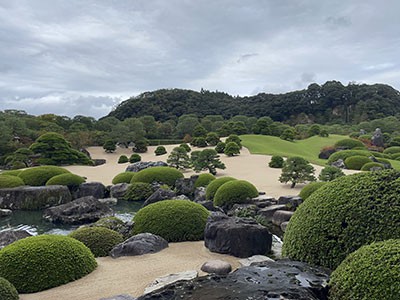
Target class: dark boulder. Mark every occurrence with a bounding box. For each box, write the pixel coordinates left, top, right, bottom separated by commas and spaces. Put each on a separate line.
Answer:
72, 182, 106, 199
110, 183, 130, 199
371, 128, 384, 147
142, 188, 176, 207
258, 204, 288, 223
93, 159, 106, 166
193, 187, 206, 202
319, 148, 336, 159
330, 159, 346, 169
0, 209, 12, 217
0, 230, 32, 249
175, 176, 197, 197
110, 233, 168, 258
125, 161, 167, 172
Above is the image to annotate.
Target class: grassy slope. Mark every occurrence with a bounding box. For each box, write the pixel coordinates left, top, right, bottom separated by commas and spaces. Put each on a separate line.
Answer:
241, 134, 400, 169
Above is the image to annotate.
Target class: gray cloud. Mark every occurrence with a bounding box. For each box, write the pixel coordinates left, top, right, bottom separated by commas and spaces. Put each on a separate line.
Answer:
1, 0, 400, 118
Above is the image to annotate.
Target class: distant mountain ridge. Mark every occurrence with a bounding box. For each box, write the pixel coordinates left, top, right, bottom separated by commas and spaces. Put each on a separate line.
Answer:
106, 81, 400, 124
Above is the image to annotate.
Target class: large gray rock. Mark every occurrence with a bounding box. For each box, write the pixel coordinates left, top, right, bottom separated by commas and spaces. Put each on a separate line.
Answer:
73, 182, 106, 199
331, 159, 346, 169
193, 187, 206, 202
0, 230, 32, 249
125, 161, 167, 172
0, 185, 72, 210
204, 213, 272, 258
110, 183, 130, 199
142, 188, 176, 207
201, 260, 232, 275
0, 208, 12, 217
175, 175, 197, 197
272, 210, 294, 226
144, 270, 198, 295
43, 196, 113, 225
371, 128, 384, 147
110, 233, 168, 258
258, 204, 288, 222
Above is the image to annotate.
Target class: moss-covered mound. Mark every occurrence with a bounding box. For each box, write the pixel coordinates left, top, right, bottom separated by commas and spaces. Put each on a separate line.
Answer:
344, 155, 372, 170
0, 175, 25, 189
124, 182, 154, 201
112, 172, 135, 184
282, 170, 400, 270
18, 166, 70, 186
69, 227, 123, 257
383, 146, 400, 154
133, 200, 210, 242
205, 176, 236, 200
92, 217, 128, 237
0, 235, 97, 293
361, 162, 384, 171
154, 146, 167, 156
0, 277, 18, 300
118, 155, 129, 163
327, 150, 371, 164
329, 239, 400, 300
334, 138, 365, 149
213, 180, 258, 209
0, 170, 22, 177
299, 181, 327, 200
129, 154, 141, 163
130, 166, 183, 187
194, 173, 216, 188
46, 173, 85, 188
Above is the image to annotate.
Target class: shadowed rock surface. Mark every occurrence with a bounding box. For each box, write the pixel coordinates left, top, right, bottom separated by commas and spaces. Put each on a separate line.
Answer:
126, 161, 168, 172
0, 230, 32, 249
111, 233, 168, 258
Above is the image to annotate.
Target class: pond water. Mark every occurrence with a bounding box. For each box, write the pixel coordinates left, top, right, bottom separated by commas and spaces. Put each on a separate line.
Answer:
0, 200, 143, 236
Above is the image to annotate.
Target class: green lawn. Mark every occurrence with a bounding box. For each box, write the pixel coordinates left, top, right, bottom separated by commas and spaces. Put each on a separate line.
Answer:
241, 134, 400, 169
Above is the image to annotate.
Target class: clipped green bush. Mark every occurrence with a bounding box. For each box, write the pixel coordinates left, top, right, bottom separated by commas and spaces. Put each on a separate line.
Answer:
133, 200, 210, 242
0, 170, 22, 177
154, 146, 167, 156
299, 182, 326, 200
130, 166, 183, 187
124, 182, 154, 201
0, 277, 18, 300
361, 162, 384, 171
205, 176, 236, 200
282, 170, 400, 269
390, 152, 400, 160
46, 173, 85, 188
0, 235, 97, 293
269, 155, 284, 168
327, 150, 371, 164
215, 142, 226, 153
92, 217, 127, 237
376, 158, 392, 168
129, 153, 141, 163
344, 155, 372, 170
0, 175, 25, 189
179, 143, 191, 153
334, 138, 365, 149
18, 166, 70, 186
69, 227, 123, 257
318, 166, 345, 181
383, 146, 400, 154
118, 155, 129, 163
194, 173, 216, 188
112, 172, 135, 184
329, 239, 400, 300
224, 142, 240, 156
369, 151, 384, 158
214, 180, 258, 209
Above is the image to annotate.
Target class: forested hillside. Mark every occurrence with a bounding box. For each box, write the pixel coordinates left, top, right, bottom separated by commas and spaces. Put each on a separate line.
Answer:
107, 81, 400, 124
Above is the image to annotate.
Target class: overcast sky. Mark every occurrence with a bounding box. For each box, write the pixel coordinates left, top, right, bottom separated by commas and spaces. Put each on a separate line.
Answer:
1, 1, 399, 119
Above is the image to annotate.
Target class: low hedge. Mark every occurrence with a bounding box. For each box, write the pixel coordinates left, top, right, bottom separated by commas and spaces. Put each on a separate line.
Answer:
118, 155, 129, 164
45, 173, 85, 188
329, 239, 400, 300
299, 182, 327, 200
69, 227, 123, 257
361, 162, 384, 171
0, 235, 96, 293
282, 170, 400, 270
0, 170, 22, 177
194, 173, 216, 188
327, 150, 371, 164
18, 166, 70, 186
344, 155, 372, 170
213, 180, 258, 209
133, 200, 210, 242
205, 176, 236, 200
0, 277, 18, 300
124, 182, 154, 201
383, 146, 400, 154
334, 138, 365, 149
0, 175, 25, 189
130, 166, 183, 187
112, 172, 135, 184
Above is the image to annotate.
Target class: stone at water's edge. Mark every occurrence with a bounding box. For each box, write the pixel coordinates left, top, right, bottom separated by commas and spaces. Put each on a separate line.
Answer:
110, 233, 168, 258
138, 260, 330, 300
110, 183, 130, 199
0, 208, 12, 217
0, 185, 72, 210
0, 230, 32, 249
143, 188, 176, 207
144, 270, 198, 295
72, 182, 106, 199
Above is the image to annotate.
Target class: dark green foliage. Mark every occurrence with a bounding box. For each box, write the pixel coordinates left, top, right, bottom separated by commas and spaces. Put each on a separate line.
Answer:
280, 128, 296, 141
130, 166, 183, 186
299, 182, 327, 200
225, 134, 242, 149
0, 235, 97, 293
224, 141, 240, 156
206, 176, 236, 200
129, 153, 141, 163
192, 125, 207, 138
191, 149, 226, 175
46, 173, 85, 189
390, 152, 400, 160
103, 139, 116, 153
0, 175, 25, 189
383, 146, 400, 154
329, 239, 400, 300
318, 166, 345, 181
376, 158, 392, 168
118, 155, 129, 163
360, 162, 384, 171
282, 170, 400, 269
269, 155, 284, 168
215, 141, 226, 153
124, 182, 154, 201
0, 170, 22, 177
167, 146, 191, 170
112, 172, 135, 184
344, 155, 372, 170
133, 139, 148, 153
148, 139, 183, 146
279, 156, 316, 188
389, 136, 400, 147
334, 138, 365, 149
327, 150, 371, 164
154, 145, 167, 156
213, 180, 258, 209
133, 200, 210, 242
191, 137, 207, 147
18, 166, 70, 186
194, 173, 216, 188
69, 227, 123, 257
0, 277, 18, 300
205, 132, 220, 146
179, 143, 191, 152
319, 129, 329, 137
308, 124, 321, 136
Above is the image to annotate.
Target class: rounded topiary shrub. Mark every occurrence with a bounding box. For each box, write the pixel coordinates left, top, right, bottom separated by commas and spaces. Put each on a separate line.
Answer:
360, 162, 384, 171
123, 182, 154, 201
213, 180, 258, 209
376, 158, 392, 168
133, 200, 210, 242
179, 143, 191, 153
130, 166, 183, 187
344, 155, 372, 170
69, 227, 123, 257
0, 175, 25, 189
154, 146, 167, 156
18, 166, 70, 186
282, 170, 400, 270
318, 166, 345, 181
329, 239, 400, 300
299, 181, 327, 200
112, 172, 135, 184
129, 153, 141, 163
194, 173, 216, 188
118, 155, 129, 164
269, 155, 284, 168
0, 235, 97, 293
390, 152, 400, 160
383, 146, 400, 154
45, 173, 85, 188
334, 138, 365, 149
327, 150, 371, 164
0, 170, 22, 177
205, 176, 236, 200
0, 277, 18, 300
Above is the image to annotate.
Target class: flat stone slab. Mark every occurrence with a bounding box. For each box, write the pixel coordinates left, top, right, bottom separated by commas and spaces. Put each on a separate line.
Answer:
144, 270, 198, 294
201, 260, 232, 275
239, 255, 274, 267
99, 295, 136, 300
272, 210, 294, 226
110, 233, 168, 258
